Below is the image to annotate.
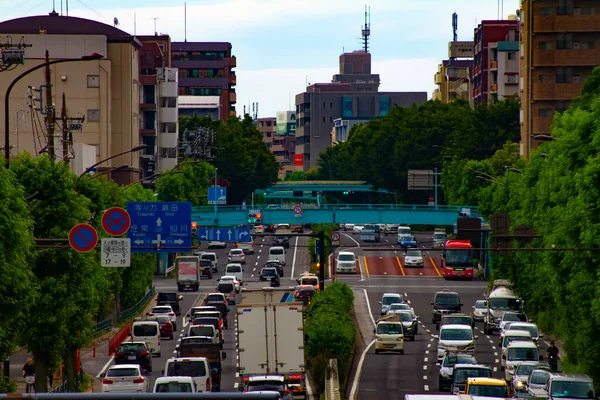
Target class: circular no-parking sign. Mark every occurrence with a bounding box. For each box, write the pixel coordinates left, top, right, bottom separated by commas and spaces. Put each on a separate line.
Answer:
69, 223, 99, 253
293, 205, 303, 215
101, 207, 131, 236
331, 231, 341, 241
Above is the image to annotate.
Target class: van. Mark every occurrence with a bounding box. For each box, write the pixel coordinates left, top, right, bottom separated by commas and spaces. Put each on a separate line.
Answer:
187, 324, 220, 347
503, 340, 540, 381
153, 376, 196, 393
268, 246, 286, 266
373, 320, 404, 354
225, 263, 243, 285
196, 252, 218, 273
397, 226, 411, 236
131, 319, 161, 357
163, 357, 211, 393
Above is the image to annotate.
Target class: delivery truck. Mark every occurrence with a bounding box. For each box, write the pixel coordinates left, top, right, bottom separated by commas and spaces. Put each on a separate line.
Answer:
240, 287, 296, 304
176, 256, 200, 292
237, 301, 306, 399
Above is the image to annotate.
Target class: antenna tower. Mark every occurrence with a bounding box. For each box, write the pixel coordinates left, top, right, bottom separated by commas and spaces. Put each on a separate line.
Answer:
361, 5, 371, 53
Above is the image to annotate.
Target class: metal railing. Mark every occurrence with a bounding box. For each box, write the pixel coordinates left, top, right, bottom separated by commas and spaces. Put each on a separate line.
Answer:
48, 380, 68, 393
91, 319, 112, 335
165, 263, 176, 277
192, 204, 480, 213
119, 286, 156, 322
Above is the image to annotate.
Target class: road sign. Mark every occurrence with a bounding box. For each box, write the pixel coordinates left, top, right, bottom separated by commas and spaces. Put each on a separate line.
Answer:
69, 223, 98, 253
293, 205, 303, 217
101, 238, 131, 267
198, 227, 251, 242
208, 186, 227, 205
331, 231, 341, 247
126, 202, 192, 253
101, 207, 131, 236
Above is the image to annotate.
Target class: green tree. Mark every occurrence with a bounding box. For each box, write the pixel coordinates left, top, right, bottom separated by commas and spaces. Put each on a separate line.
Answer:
155, 161, 214, 206
283, 170, 305, 181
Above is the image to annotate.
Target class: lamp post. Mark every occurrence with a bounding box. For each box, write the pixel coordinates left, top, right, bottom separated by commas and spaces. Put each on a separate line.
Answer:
4, 52, 103, 168
214, 167, 218, 224
533, 134, 556, 142
73, 144, 145, 191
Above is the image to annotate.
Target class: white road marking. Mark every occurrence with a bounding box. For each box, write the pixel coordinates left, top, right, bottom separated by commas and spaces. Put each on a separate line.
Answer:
423, 375, 428, 380
234, 382, 239, 389
173, 350, 177, 354
495, 359, 499, 364
425, 329, 430, 333
494, 352, 498, 356
424, 357, 428, 362
492, 346, 496, 350
96, 355, 115, 379
343, 233, 360, 247
493, 367, 498, 372
236, 372, 239, 378
404, 292, 408, 297
251, 274, 254, 278
253, 268, 256, 271
425, 350, 429, 355
349, 290, 376, 400
256, 255, 260, 260
427, 343, 431, 348
486, 335, 491, 339
423, 365, 427, 370
290, 236, 299, 278
424, 385, 430, 391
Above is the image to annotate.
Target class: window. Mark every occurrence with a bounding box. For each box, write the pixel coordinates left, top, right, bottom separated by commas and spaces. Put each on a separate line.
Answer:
539, 41, 553, 50
557, 0, 573, 15
556, 67, 574, 83
161, 122, 176, 133
538, 109, 554, 118
582, 40, 594, 49
582, 7, 594, 15
87, 109, 100, 122
506, 75, 518, 84
557, 33, 573, 49
161, 148, 177, 158
87, 75, 99, 88
329, 102, 333, 108
342, 96, 353, 118
539, 6, 553, 15
380, 96, 390, 116
507, 51, 516, 60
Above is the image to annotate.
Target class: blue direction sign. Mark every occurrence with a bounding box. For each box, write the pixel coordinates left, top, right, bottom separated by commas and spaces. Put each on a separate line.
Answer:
208, 186, 227, 205
198, 227, 251, 242
127, 202, 192, 253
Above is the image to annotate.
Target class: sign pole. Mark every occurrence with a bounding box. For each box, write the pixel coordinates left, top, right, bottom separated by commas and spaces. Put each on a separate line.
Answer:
214, 168, 218, 224
319, 229, 326, 290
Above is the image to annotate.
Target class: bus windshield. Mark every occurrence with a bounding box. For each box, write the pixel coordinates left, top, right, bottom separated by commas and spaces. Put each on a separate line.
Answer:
445, 250, 473, 267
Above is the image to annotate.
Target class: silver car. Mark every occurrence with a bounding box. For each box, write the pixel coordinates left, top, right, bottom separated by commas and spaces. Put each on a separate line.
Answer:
404, 249, 424, 268
379, 293, 405, 315
511, 362, 550, 393
471, 300, 487, 322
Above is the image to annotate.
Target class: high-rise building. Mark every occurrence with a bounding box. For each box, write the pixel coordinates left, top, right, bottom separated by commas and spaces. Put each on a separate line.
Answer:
473, 19, 519, 105
520, 0, 600, 158
257, 117, 275, 150
295, 51, 426, 170
171, 42, 236, 122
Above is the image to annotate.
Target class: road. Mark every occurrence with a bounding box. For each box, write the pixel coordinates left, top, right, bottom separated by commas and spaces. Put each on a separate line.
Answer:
101, 233, 310, 392
334, 230, 552, 399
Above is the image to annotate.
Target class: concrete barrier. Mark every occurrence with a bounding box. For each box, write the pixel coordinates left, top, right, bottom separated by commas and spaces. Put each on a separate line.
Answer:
325, 358, 341, 400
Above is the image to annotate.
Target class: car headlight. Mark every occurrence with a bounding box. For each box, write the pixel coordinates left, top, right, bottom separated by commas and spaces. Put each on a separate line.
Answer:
440, 369, 450, 378
516, 381, 525, 389
376, 336, 382, 341
397, 337, 403, 342
438, 345, 446, 352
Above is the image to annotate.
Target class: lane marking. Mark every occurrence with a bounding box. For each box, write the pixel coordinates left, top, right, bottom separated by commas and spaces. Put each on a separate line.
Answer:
424, 385, 430, 391
492, 346, 496, 350
182, 292, 204, 328
96, 355, 115, 379
349, 289, 376, 400
424, 357, 428, 362
290, 236, 299, 278
495, 358, 499, 364
343, 233, 360, 247
493, 367, 498, 372
363, 256, 370, 276
429, 257, 442, 277
396, 256, 406, 276
425, 350, 429, 354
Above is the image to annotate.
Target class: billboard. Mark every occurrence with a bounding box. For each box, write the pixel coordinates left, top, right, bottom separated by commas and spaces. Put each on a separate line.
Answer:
276, 111, 296, 135
448, 41, 474, 58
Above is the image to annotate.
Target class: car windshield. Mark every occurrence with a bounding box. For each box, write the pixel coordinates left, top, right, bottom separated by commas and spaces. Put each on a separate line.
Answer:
383, 295, 403, 305
510, 325, 538, 337
338, 254, 355, 262
440, 328, 473, 341
436, 294, 460, 305
443, 354, 476, 367
166, 361, 206, 377
107, 368, 139, 377
156, 316, 170, 323
398, 313, 412, 322
133, 324, 157, 336
434, 233, 448, 240
227, 265, 242, 273
504, 312, 527, 322
118, 343, 146, 352
475, 300, 487, 308
508, 347, 538, 361
377, 323, 403, 334
550, 381, 594, 399
503, 336, 531, 347
189, 326, 214, 336
262, 268, 277, 276
531, 371, 550, 385
405, 250, 422, 257
155, 382, 193, 393
443, 316, 471, 325
230, 250, 243, 255
270, 248, 284, 255
200, 260, 212, 267
444, 249, 473, 266
453, 368, 491, 383
247, 381, 285, 392
158, 293, 176, 301
201, 254, 216, 261
217, 283, 234, 293
489, 297, 522, 311
206, 294, 224, 302
402, 236, 415, 241
389, 303, 410, 311
152, 307, 171, 314
398, 228, 411, 235
301, 277, 318, 286
516, 364, 539, 376
468, 384, 507, 397
193, 318, 218, 327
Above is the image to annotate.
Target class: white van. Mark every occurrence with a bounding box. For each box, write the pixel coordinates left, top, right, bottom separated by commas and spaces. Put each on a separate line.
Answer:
225, 263, 243, 285
153, 376, 196, 393
397, 226, 411, 236
268, 246, 286, 265
187, 324, 220, 346
163, 357, 211, 393
131, 319, 161, 357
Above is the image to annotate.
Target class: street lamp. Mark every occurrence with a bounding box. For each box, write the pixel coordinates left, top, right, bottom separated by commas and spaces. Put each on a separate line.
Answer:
120, 170, 185, 191
533, 134, 556, 141
4, 52, 103, 168
73, 145, 145, 191
476, 175, 504, 185
509, 167, 523, 174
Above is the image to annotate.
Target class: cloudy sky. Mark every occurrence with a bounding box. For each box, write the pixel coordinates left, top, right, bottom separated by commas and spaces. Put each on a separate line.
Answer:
4, 0, 519, 117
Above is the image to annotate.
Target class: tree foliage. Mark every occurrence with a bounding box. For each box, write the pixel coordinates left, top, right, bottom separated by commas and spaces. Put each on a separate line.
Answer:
156, 161, 214, 206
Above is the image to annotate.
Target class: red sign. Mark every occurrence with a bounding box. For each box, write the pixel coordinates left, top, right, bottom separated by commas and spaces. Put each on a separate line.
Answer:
293, 154, 304, 166
101, 207, 131, 236
69, 224, 99, 253
293, 205, 303, 215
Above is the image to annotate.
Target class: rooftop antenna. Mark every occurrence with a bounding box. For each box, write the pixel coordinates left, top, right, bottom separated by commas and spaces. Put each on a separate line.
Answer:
60, 0, 62, 15
66, 0, 68, 16
52, 0, 56, 13
113, 17, 119, 27
134, 10, 137, 35
361, 5, 371, 53
184, 2, 187, 42
151, 17, 159, 36
452, 12, 458, 42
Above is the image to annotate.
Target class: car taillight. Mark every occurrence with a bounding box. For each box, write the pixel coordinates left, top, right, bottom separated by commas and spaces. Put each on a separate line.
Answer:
289, 374, 303, 380
133, 378, 144, 384
147, 313, 154, 316
140, 351, 149, 356
102, 379, 113, 384
116, 352, 125, 356
243, 376, 250, 382
206, 378, 211, 392
169, 312, 175, 316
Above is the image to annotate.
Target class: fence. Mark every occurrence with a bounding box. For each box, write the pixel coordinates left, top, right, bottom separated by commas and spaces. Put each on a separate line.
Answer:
119, 286, 156, 321
325, 358, 341, 400
91, 319, 112, 335
48, 380, 68, 393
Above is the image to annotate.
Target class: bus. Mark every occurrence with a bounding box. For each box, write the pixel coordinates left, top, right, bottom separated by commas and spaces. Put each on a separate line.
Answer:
441, 240, 473, 280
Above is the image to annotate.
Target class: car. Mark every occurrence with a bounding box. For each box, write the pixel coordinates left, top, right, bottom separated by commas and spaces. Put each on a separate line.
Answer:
216, 281, 237, 305
511, 362, 550, 393
218, 275, 241, 292
390, 310, 418, 340
501, 330, 533, 355
207, 240, 227, 249
155, 315, 175, 339
341, 223, 355, 231
186, 324, 221, 347
398, 235, 417, 249
163, 357, 212, 393
204, 292, 227, 305
465, 377, 509, 397
374, 319, 404, 354
384, 224, 399, 235
336, 251, 357, 274
505, 322, 542, 346
102, 364, 148, 393
471, 300, 487, 322
260, 267, 279, 282
436, 324, 478, 361
265, 204, 280, 209
296, 272, 319, 289
499, 311, 529, 331
254, 225, 264, 234
387, 303, 412, 314
199, 260, 213, 279
153, 376, 196, 393
265, 260, 284, 277
243, 375, 292, 399
294, 285, 316, 306
148, 305, 177, 330
380, 293, 405, 315
450, 364, 492, 394
434, 231, 449, 248
437, 353, 478, 391
272, 236, 290, 248
432, 289, 462, 323
197, 252, 218, 273
525, 367, 552, 392
503, 341, 541, 381
404, 249, 424, 267
237, 239, 255, 254
157, 292, 183, 316
437, 314, 474, 330
228, 249, 246, 264
114, 342, 152, 374
352, 225, 364, 234
225, 263, 244, 285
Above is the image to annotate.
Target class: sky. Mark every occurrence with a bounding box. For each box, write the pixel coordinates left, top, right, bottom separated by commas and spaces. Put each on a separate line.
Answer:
3, 0, 519, 117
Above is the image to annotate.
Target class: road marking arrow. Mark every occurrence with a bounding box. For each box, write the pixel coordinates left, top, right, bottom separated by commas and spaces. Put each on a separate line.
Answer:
156, 217, 162, 227
227, 230, 233, 241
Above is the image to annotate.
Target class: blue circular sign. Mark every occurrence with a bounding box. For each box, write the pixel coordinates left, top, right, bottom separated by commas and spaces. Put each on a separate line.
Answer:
101, 207, 131, 236
69, 223, 98, 252
331, 232, 340, 241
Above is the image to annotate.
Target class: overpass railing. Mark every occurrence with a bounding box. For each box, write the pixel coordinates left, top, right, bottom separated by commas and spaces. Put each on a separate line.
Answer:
192, 204, 479, 213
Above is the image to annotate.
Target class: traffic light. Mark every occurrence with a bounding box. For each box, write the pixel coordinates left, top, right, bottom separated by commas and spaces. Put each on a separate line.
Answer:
343, 190, 353, 195
191, 221, 197, 234
247, 212, 262, 224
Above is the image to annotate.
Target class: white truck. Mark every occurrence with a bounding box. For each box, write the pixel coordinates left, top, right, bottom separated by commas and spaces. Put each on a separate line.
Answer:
483, 279, 524, 334
237, 292, 306, 398
176, 256, 200, 292
360, 224, 381, 242
240, 287, 296, 304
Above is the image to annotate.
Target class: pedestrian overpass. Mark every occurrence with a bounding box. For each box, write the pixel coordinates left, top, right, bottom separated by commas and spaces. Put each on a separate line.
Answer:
255, 180, 391, 200
191, 204, 479, 227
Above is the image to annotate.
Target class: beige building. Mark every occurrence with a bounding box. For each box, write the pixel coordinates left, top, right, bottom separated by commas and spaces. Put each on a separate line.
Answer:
0, 13, 141, 184
432, 59, 473, 104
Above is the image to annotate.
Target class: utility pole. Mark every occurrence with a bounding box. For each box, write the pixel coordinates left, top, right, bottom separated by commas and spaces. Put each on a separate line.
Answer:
61, 93, 68, 162
331, 206, 337, 282
318, 229, 326, 290
44, 51, 56, 160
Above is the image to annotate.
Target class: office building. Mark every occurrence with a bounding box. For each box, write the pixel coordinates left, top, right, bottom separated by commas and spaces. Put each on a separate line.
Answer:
0, 13, 141, 184
473, 19, 519, 105
137, 35, 179, 177
171, 42, 236, 121
295, 51, 427, 170
331, 118, 373, 144
520, 0, 600, 158
257, 117, 275, 149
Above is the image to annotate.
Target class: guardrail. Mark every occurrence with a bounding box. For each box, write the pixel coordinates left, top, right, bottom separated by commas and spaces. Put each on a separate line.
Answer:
119, 286, 156, 321
325, 358, 341, 400
48, 380, 68, 393
91, 319, 112, 335
165, 263, 176, 277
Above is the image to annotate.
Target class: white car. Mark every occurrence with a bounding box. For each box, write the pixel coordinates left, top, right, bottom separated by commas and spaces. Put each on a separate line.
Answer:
254, 225, 264, 234
352, 225, 364, 234
228, 248, 246, 264
379, 293, 405, 315
336, 251, 356, 274
102, 364, 148, 393
218, 275, 240, 292
471, 300, 487, 322
153, 376, 196, 393
341, 223, 355, 231
207, 240, 226, 249
149, 305, 177, 330
236, 238, 254, 254
436, 324, 478, 361
404, 249, 424, 267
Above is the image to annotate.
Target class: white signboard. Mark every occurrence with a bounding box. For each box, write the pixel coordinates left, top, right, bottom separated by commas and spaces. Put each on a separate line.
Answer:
101, 238, 131, 267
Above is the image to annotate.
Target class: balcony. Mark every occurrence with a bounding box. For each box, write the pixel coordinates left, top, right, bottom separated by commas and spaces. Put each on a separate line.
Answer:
490, 83, 498, 93
229, 91, 236, 103
533, 82, 583, 100
225, 56, 237, 68
230, 73, 236, 85
140, 128, 156, 135
434, 72, 443, 84
140, 103, 156, 110
489, 60, 498, 70
534, 15, 600, 33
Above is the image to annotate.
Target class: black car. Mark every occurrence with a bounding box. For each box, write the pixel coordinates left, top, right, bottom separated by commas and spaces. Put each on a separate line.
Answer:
157, 292, 183, 315
264, 261, 284, 277
199, 260, 213, 279
272, 236, 290, 249
260, 267, 279, 281
431, 289, 462, 323
114, 342, 152, 373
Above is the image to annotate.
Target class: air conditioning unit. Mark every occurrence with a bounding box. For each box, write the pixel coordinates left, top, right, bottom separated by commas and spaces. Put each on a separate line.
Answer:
573, 41, 580, 49
573, 7, 581, 15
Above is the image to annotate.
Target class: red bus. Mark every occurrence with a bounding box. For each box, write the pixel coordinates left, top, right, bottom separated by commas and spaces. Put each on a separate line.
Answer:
441, 240, 474, 279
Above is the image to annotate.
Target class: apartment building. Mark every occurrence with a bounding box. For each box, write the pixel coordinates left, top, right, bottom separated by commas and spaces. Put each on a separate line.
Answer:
295, 51, 426, 170
520, 0, 600, 158
137, 35, 179, 178
257, 117, 275, 149
274, 111, 296, 178
0, 13, 141, 184
432, 59, 473, 103
171, 42, 236, 121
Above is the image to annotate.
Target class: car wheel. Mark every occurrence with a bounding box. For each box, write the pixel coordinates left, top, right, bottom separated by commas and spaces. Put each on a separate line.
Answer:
399, 349, 404, 355
169, 335, 174, 340
173, 323, 177, 331
375, 349, 379, 354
